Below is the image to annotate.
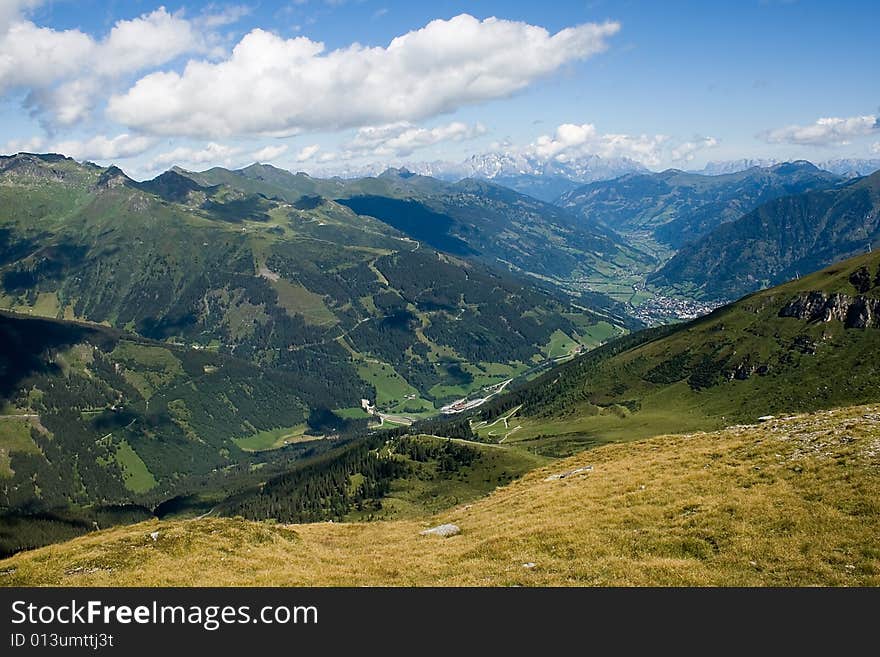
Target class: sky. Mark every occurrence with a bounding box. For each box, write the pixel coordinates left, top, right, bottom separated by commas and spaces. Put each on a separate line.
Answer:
0, 0, 878, 179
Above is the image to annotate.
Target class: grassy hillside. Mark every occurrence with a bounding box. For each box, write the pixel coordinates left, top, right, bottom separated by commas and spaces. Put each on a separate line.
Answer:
182, 164, 654, 303
0, 154, 624, 419
2, 404, 876, 586
652, 170, 880, 300
470, 250, 880, 455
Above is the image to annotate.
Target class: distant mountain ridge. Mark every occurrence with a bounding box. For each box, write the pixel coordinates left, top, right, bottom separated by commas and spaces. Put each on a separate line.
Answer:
556, 161, 844, 249
179, 162, 655, 295
651, 170, 880, 300
694, 158, 880, 178
306, 152, 879, 203
306, 152, 647, 202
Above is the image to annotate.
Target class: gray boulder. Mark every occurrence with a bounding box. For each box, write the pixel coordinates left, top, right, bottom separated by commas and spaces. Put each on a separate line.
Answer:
420, 523, 461, 538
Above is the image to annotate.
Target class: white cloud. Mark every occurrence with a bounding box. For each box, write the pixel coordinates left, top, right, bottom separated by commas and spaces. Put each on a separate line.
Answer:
763, 115, 878, 146
528, 123, 670, 166
0, 21, 94, 92
108, 15, 620, 138
196, 4, 252, 29
51, 134, 155, 161
2, 135, 46, 154
147, 141, 294, 172
670, 136, 719, 162
150, 142, 242, 170
28, 78, 101, 127
251, 144, 289, 162
345, 121, 486, 157
0, 7, 215, 126
511, 123, 722, 168
0, 0, 41, 34
295, 144, 321, 161
94, 8, 206, 77
872, 142, 880, 155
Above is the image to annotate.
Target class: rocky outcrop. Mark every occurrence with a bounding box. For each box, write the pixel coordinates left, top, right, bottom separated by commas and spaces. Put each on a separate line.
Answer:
730, 360, 770, 380
95, 166, 132, 190
779, 292, 880, 328
420, 524, 460, 538
0, 153, 72, 183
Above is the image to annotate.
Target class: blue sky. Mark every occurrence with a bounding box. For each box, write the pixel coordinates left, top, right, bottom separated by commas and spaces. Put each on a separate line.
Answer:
1, 0, 877, 178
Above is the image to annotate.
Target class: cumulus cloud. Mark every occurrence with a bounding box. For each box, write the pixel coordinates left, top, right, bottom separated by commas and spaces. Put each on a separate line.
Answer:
295, 144, 321, 162
762, 115, 878, 146
670, 136, 719, 162
150, 142, 242, 170
0, 7, 215, 126
345, 121, 486, 157
108, 15, 620, 138
0, 0, 41, 34
514, 123, 721, 168
2, 135, 46, 154
527, 123, 670, 166
51, 134, 155, 161
251, 144, 289, 162
27, 78, 101, 127
0, 21, 94, 93
872, 142, 880, 155
148, 141, 295, 172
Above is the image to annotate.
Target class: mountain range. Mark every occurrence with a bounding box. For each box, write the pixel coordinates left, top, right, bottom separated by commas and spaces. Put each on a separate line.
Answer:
651, 170, 880, 300
4, 250, 879, 583
556, 161, 845, 250
694, 158, 880, 178
3, 149, 880, 563
310, 152, 648, 202
182, 163, 654, 288
311, 151, 880, 202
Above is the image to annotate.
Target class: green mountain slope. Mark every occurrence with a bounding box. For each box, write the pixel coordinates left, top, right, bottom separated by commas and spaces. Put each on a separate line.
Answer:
0, 153, 624, 418
0, 310, 361, 517
178, 164, 655, 295
471, 250, 880, 455
651, 171, 880, 300
557, 162, 843, 250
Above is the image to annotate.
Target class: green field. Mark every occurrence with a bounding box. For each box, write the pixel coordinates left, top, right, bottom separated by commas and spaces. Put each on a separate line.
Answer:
0, 417, 42, 478
357, 360, 422, 407
542, 329, 579, 359
333, 407, 371, 420
270, 278, 337, 326
576, 320, 621, 346
110, 341, 184, 373
0, 292, 63, 319
233, 424, 312, 451
114, 440, 157, 493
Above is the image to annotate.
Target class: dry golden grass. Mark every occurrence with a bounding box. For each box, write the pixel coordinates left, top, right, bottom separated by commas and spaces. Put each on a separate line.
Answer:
2, 405, 878, 586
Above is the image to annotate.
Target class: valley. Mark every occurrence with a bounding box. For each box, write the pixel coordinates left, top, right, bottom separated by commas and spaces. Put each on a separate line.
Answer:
1, 150, 879, 578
